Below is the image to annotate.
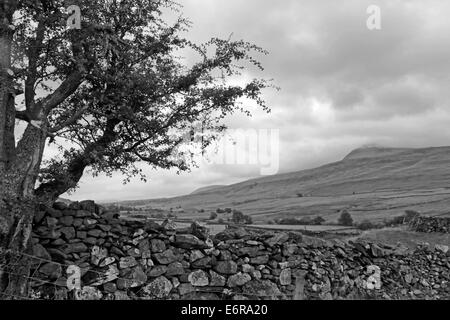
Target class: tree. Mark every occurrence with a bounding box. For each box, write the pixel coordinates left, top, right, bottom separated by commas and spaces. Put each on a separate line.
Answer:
231, 210, 244, 224
312, 216, 325, 225
243, 214, 253, 225
357, 220, 375, 230
0, 0, 271, 297
338, 210, 353, 226
299, 217, 312, 225
231, 210, 252, 225
209, 212, 217, 220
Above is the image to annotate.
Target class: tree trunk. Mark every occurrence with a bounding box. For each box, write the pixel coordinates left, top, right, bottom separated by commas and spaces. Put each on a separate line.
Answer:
0, 0, 35, 300
0, 196, 35, 299
1, 0, 47, 295
0, 123, 47, 299
0, 0, 17, 170
0, 0, 84, 299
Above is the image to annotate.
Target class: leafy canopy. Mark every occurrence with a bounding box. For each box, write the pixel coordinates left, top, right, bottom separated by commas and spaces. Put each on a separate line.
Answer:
10, 0, 273, 198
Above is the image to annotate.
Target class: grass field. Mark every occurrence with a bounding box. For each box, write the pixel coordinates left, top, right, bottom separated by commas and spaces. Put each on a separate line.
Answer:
245, 224, 356, 232
120, 187, 450, 225
111, 147, 450, 224
122, 211, 450, 248
122, 214, 358, 235
352, 226, 450, 249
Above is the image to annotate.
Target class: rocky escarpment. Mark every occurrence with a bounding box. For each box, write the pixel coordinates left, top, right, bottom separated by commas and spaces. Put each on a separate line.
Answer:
410, 216, 450, 233
27, 201, 450, 300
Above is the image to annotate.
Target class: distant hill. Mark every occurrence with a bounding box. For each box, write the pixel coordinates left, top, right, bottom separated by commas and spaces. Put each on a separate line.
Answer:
343, 146, 412, 160
190, 185, 227, 195
118, 146, 450, 223
57, 197, 73, 205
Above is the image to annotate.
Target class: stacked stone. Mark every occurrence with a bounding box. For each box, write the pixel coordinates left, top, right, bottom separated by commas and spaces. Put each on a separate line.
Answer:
29, 201, 450, 300
410, 217, 450, 233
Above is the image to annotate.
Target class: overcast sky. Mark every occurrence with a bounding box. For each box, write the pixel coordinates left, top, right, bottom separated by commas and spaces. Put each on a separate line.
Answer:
66, 0, 450, 202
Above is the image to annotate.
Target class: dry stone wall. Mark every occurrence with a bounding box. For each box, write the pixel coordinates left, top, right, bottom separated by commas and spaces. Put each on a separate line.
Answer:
29, 201, 450, 300
410, 216, 450, 233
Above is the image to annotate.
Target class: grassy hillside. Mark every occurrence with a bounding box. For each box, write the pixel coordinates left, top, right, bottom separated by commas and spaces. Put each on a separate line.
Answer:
190, 185, 227, 195
116, 146, 450, 223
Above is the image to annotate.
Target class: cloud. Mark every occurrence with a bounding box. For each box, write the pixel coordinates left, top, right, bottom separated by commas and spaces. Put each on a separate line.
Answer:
67, 0, 450, 201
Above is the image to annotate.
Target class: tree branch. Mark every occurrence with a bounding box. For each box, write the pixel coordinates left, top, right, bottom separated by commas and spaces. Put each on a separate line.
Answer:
41, 70, 84, 113
35, 118, 120, 201
25, 18, 45, 111
15, 110, 30, 122
49, 105, 89, 133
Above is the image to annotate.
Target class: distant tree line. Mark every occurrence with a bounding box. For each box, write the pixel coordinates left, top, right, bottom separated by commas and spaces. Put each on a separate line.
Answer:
216, 208, 233, 214
231, 210, 253, 225
270, 209, 421, 230
275, 216, 326, 226
350, 210, 421, 230
207, 208, 253, 225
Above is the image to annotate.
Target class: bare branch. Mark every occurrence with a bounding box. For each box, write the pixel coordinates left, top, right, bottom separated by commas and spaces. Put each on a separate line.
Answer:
41, 70, 84, 113
25, 18, 46, 111
15, 110, 29, 122
49, 105, 89, 133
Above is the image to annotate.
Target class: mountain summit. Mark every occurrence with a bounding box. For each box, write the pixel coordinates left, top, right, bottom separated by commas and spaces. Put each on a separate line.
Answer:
343, 146, 411, 160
